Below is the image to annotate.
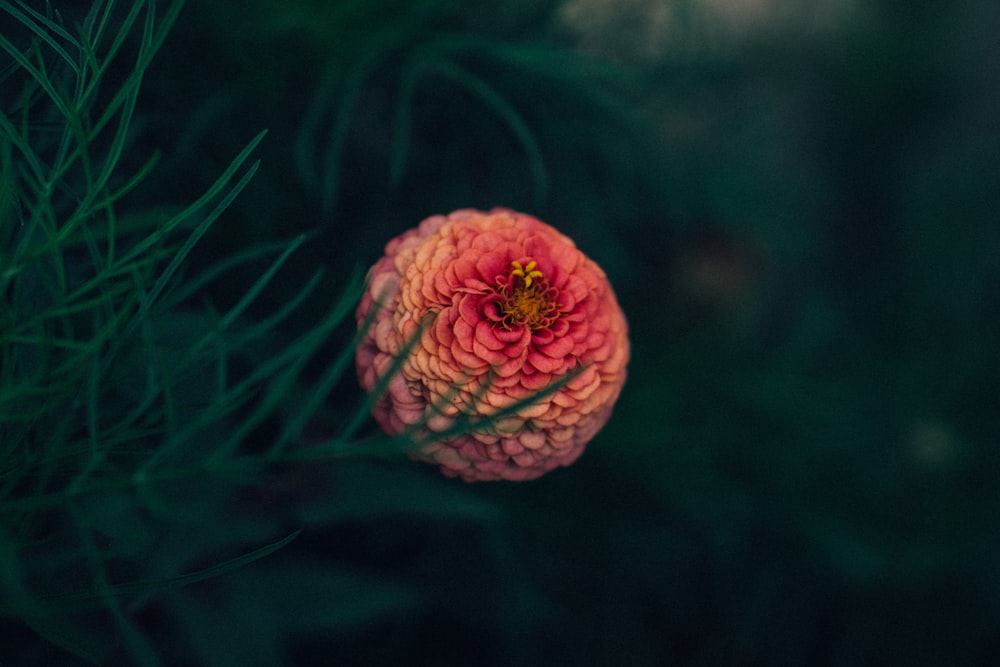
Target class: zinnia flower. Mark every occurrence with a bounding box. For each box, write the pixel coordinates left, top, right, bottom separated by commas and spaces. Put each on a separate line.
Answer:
355, 208, 629, 481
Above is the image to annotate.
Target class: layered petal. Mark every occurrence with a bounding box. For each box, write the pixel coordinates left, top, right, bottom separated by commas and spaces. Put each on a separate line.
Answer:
355, 208, 629, 482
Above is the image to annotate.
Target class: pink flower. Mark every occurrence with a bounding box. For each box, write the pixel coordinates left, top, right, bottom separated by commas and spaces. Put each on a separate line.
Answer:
355, 208, 629, 481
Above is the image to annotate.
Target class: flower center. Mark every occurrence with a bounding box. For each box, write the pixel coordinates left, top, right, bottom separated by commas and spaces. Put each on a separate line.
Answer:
500, 260, 557, 329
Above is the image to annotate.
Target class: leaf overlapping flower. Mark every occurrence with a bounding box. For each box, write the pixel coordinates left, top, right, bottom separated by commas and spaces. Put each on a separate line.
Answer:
356, 208, 629, 481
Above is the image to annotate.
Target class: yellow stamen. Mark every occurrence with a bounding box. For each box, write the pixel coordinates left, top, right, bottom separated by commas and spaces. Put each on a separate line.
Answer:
511, 260, 544, 288
501, 260, 554, 329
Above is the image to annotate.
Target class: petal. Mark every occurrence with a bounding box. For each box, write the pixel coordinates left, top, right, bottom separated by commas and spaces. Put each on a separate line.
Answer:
521, 369, 551, 390
454, 250, 480, 279
512, 451, 538, 467
476, 252, 507, 283
556, 288, 576, 312
451, 342, 490, 370
538, 335, 574, 359
493, 416, 525, 435
501, 438, 526, 456
567, 368, 602, 400
519, 431, 546, 450
493, 356, 525, 378
527, 350, 564, 374
367, 271, 399, 308
472, 337, 509, 365
433, 310, 455, 346
475, 320, 505, 351
481, 294, 505, 322
516, 401, 550, 419
531, 328, 554, 346
471, 231, 504, 252
549, 318, 571, 338
494, 326, 527, 343
434, 266, 455, 296
453, 317, 475, 351
552, 391, 579, 408
503, 337, 531, 359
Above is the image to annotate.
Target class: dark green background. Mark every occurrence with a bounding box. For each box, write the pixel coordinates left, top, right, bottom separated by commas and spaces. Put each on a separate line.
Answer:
6, 1, 1000, 664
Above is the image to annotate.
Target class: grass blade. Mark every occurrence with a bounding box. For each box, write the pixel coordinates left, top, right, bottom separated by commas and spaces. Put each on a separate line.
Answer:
44, 530, 302, 608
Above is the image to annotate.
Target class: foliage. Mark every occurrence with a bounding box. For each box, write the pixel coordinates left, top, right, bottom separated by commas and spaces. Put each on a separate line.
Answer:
2, 0, 999, 665
0, 2, 374, 663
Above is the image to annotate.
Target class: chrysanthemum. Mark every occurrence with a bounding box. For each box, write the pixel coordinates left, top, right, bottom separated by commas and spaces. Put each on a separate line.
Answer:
355, 208, 629, 481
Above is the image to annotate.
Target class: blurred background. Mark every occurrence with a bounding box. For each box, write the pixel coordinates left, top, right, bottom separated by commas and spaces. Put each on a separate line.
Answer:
4, 0, 1000, 664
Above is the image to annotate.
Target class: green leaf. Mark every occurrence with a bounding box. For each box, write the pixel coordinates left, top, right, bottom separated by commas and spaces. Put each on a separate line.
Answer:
43, 530, 302, 609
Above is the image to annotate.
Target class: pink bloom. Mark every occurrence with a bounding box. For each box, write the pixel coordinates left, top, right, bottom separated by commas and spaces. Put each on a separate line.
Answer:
355, 208, 629, 481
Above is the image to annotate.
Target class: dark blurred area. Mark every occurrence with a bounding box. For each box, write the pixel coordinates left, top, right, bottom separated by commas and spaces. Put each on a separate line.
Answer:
10, 0, 1000, 664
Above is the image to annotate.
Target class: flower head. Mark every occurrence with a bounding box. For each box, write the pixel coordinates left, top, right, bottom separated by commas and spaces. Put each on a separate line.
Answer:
355, 208, 629, 481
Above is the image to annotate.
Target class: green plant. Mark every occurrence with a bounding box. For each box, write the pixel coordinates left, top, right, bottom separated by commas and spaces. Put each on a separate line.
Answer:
1, 5, 612, 663
0, 2, 373, 662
